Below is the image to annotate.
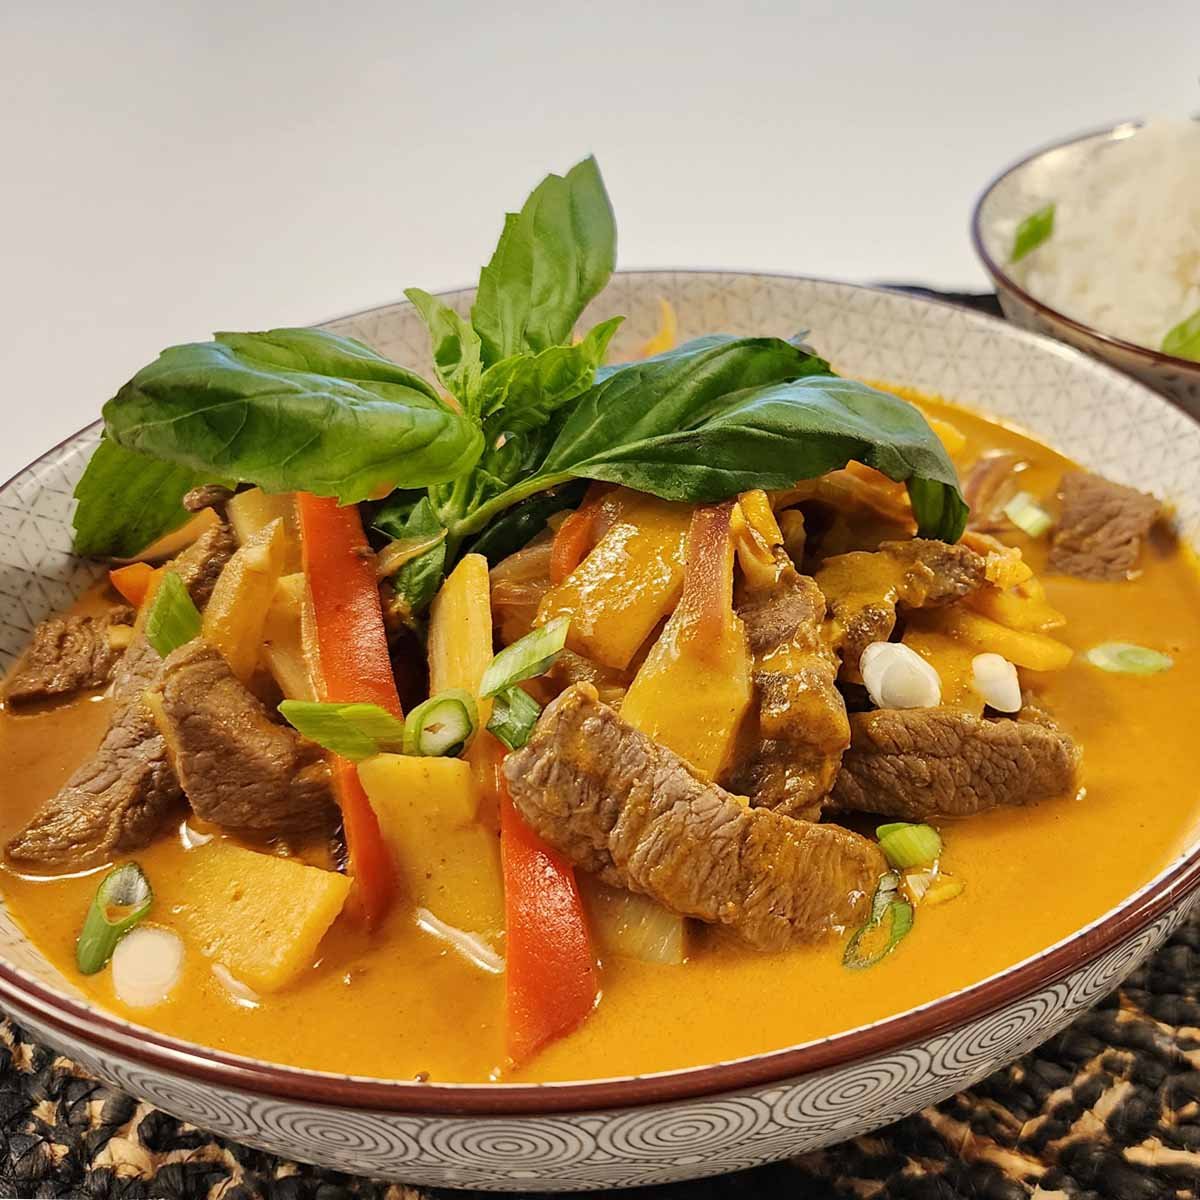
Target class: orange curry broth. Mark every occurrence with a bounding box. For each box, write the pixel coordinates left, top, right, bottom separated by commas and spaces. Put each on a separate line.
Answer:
1, 393, 1198, 1084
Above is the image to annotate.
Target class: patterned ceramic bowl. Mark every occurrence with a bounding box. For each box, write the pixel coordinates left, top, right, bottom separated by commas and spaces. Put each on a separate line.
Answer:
971, 122, 1200, 416
2, 274, 1199, 1192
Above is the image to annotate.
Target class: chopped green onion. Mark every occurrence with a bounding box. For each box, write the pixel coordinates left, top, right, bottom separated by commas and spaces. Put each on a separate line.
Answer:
877, 822, 942, 869
487, 685, 542, 751
479, 616, 570, 698
76, 863, 154, 975
1002, 491, 1053, 538
875, 822, 910, 840
843, 873, 914, 970
1162, 307, 1200, 362
1084, 642, 1174, 675
278, 700, 407, 761
144, 572, 201, 658
1011, 202, 1055, 262
403, 689, 479, 757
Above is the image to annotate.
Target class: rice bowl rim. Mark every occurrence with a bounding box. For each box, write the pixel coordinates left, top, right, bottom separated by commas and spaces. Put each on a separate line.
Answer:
971, 118, 1200, 376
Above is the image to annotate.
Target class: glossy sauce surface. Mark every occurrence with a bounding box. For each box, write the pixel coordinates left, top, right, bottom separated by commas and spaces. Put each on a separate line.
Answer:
1, 395, 1198, 1084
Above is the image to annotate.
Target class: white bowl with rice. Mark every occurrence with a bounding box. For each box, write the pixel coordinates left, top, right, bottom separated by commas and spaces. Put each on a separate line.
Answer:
972, 118, 1200, 415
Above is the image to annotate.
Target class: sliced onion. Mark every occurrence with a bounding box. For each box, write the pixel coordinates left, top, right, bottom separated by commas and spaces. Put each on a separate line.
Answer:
861, 642, 942, 709
415, 909, 505, 975
972, 652, 1022, 713
212, 962, 260, 1009
111, 926, 184, 1008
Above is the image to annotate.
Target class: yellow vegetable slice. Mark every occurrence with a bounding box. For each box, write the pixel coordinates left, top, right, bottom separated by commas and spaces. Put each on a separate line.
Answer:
201, 519, 286, 683
537, 492, 692, 670
621, 502, 752, 779
261, 574, 316, 700
175, 840, 350, 993
931, 605, 1073, 672
359, 754, 506, 943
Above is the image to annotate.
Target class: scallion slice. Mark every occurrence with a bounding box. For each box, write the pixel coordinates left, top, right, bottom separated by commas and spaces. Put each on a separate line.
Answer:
877, 822, 942, 870
403, 689, 479, 757
144, 572, 201, 658
843, 873, 914, 970
1002, 491, 1053, 538
479, 616, 569, 698
487, 685, 542, 751
1084, 642, 1174, 676
76, 863, 154, 975
1011, 202, 1055, 262
278, 700, 407, 761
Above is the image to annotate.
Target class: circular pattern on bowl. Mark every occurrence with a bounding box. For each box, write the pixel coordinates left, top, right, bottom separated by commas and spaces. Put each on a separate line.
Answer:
971, 123, 1200, 415
1, 273, 1198, 1189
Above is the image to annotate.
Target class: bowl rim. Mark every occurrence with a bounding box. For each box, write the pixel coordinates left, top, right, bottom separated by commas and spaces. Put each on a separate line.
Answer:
970, 119, 1200, 375
2, 272, 1199, 1118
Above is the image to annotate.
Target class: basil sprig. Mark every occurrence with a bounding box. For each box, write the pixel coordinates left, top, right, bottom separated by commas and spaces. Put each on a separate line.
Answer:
75, 155, 968, 596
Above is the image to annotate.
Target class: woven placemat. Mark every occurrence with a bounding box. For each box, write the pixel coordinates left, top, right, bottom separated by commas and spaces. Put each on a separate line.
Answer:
3, 290, 1197, 1200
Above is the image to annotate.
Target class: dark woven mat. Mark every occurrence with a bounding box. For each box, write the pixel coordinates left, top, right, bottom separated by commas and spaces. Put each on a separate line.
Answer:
5, 288, 1198, 1199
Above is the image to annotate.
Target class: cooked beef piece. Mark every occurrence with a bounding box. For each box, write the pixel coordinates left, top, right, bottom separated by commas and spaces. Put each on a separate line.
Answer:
505, 683, 886, 950
817, 538, 986, 675
4, 606, 135, 707
182, 484, 236, 513
149, 641, 336, 835
829, 707, 1080, 820
724, 558, 849, 821
6, 525, 237, 868
1048, 471, 1161, 582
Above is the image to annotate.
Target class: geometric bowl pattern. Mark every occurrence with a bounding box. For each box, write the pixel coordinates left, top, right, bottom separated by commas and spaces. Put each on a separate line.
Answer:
1, 273, 1198, 1190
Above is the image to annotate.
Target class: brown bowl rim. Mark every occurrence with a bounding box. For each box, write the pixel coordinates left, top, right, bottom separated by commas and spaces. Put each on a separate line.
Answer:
970, 119, 1200, 376
2, 276, 1199, 1117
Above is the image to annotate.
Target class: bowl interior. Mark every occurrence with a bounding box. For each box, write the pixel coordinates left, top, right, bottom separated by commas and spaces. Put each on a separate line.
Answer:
2, 271, 1200, 1097
972, 123, 1200, 376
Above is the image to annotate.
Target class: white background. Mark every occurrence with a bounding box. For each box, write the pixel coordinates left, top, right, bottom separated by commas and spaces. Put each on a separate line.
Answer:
1, 0, 1196, 479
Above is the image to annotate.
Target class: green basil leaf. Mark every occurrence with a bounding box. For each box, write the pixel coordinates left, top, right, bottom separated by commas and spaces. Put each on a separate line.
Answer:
486, 685, 542, 750
1162, 307, 1200, 361
538, 336, 828, 477
144, 572, 201, 658
478, 316, 623, 433
374, 495, 448, 621
472, 157, 617, 365
278, 700, 407, 762
72, 438, 218, 558
404, 288, 484, 410
1011, 203, 1055, 263
102, 328, 484, 506
465, 480, 588, 565
533, 339, 967, 542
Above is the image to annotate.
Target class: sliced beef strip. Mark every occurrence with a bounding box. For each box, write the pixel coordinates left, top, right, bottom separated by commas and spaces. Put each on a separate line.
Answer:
148, 641, 336, 835
6, 524, 237, 868
1048, 471, 1161, 582
817, 538, 986, 675
4, 606, 135, 707
505, 683, 886, 951
723, 558, 849, 821
829, 706, 1080, 820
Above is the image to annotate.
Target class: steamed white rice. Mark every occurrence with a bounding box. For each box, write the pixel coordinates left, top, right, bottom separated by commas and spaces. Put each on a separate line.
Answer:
1004, 118, 1200, 353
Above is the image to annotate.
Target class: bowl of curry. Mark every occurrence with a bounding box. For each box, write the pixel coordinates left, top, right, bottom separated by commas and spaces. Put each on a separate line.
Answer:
1, 161, 1198, 1191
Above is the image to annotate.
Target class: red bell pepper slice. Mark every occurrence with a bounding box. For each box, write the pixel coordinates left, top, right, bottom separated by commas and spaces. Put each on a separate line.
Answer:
495, 759, 599, 1065
296, 493, 400, 928
109, 563, 162, 608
